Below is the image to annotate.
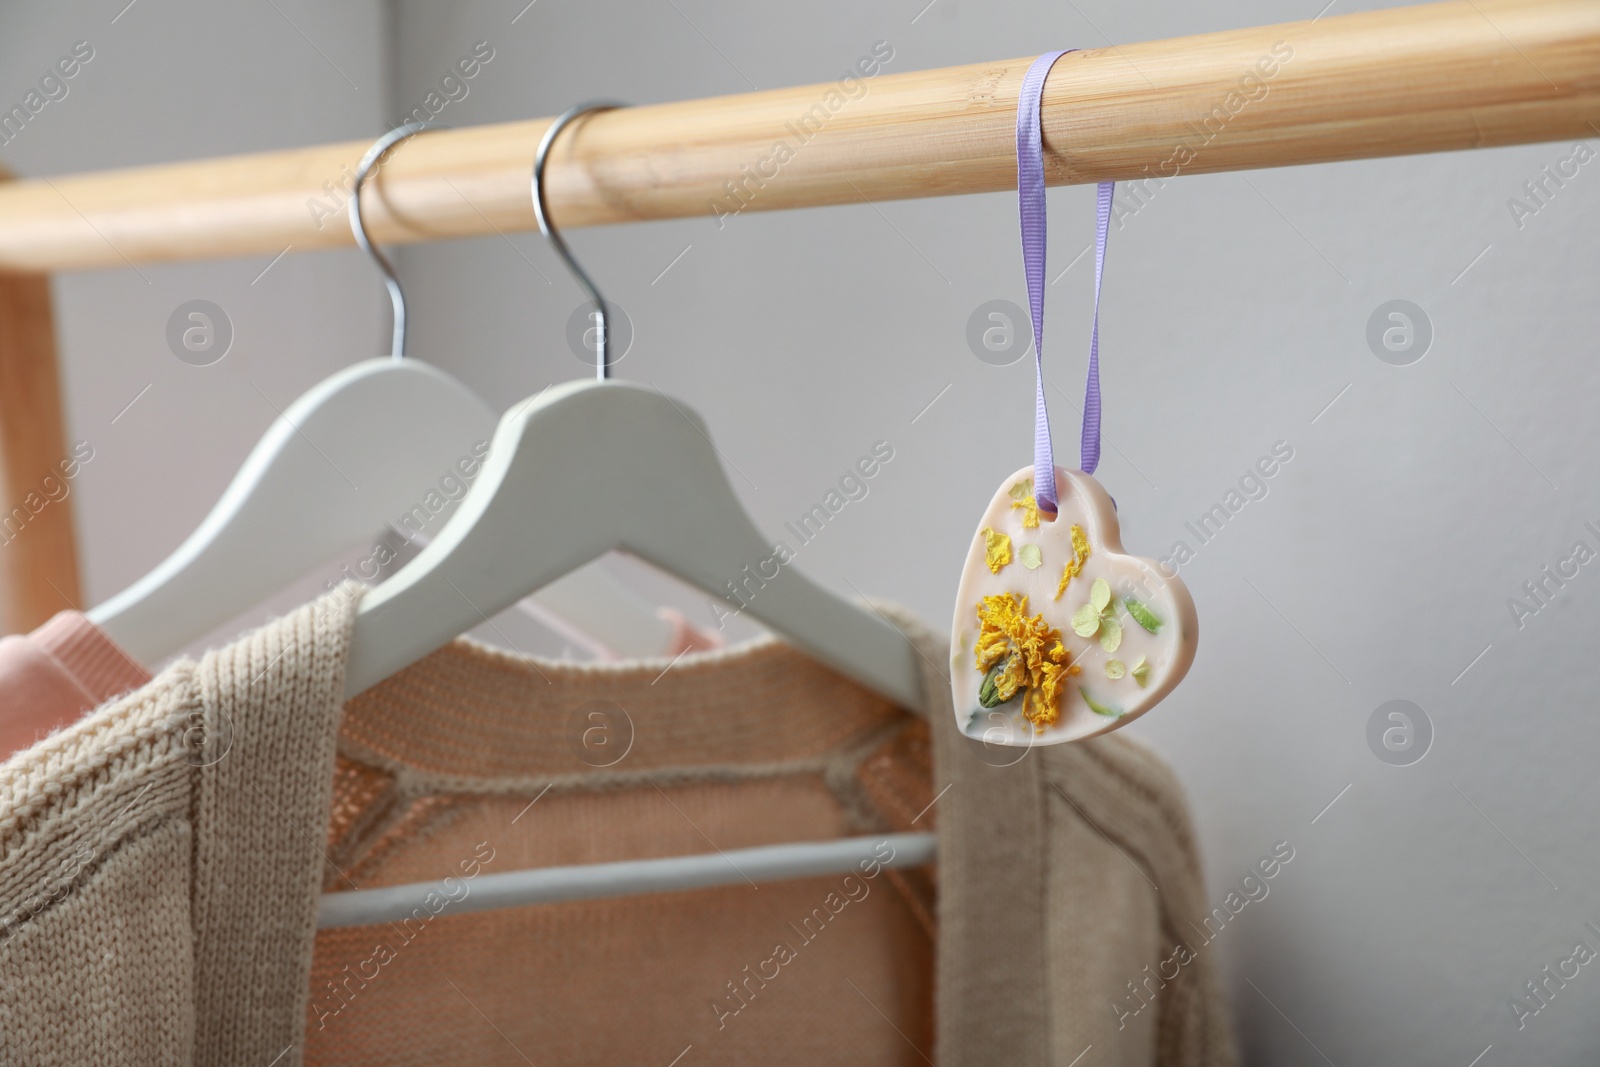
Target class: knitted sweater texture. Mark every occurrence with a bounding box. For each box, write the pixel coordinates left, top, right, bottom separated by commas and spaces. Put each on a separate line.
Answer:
0, 585, 1237, 1065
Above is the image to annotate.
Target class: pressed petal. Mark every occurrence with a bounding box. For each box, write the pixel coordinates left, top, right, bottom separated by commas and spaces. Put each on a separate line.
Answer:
1071, 602, 1101, 637
1018, 543, 1043, 569
981, 526, 1013, 574
1011, 495, 1041, 529
1105, 659, 1126, 680
1131, 656, 1150, 687
1053, 523, 1092, 601
1070, 524, 1090, 559
1054, 564, 1074, 602
1090, 578, 1111, 612
1031, 661, 1068, 726
994, 654, 1026, 702
974, 632, 1010, 672
1098, 615, 1123, 653
974, 593, 1020, 670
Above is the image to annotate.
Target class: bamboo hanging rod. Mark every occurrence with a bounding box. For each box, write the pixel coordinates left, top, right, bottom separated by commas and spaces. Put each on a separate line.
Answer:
0, 0, 1594, 273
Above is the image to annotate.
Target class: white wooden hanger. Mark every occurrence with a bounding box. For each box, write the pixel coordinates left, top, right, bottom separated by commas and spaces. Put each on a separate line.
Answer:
342, 375, 924, 705
343, 103, 922, 707
89, 356, 494, 663
92, 123, 671, 663
321, 105, 932, 924
90, 126, 492, 662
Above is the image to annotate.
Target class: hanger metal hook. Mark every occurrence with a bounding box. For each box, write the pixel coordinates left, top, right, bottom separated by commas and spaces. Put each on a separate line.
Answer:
350, 122, 446, 360
532, 101, 626, 381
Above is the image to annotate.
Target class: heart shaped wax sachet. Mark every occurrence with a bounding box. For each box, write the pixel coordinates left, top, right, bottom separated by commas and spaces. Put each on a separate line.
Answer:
955, 55, 1194, 746
950, 466, 1197, 746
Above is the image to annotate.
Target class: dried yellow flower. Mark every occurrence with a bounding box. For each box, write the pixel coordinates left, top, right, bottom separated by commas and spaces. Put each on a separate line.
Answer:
972, 592, 1073, 728
1053, 523, 1092, 600
981, 526, 1012, 574
1011, 494, 1041, 529
1029, 660, 1070, 726
994, 653, 1026, 703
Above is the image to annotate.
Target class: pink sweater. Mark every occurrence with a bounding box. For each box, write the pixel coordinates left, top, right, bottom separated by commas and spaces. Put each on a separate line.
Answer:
0, 611, 149, 761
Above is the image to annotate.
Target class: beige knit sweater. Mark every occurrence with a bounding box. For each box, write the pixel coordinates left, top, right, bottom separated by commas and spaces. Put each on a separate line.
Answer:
0, 585, 1237, 1065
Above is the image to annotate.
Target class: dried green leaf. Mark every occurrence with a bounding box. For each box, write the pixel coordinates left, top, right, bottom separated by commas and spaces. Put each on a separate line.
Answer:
1099, 614, 1123, 654
1125, 596, 1162, 634
1008, 480, 1031, 500
1081, 687, 1122, 718
1105, 659, 1126, 680
1131, 656, 1150, 688
978, 659, 1017, 709
1090, 578, 1111, 612
1018, 543, 1043, 570
1071, 602, 1101, 637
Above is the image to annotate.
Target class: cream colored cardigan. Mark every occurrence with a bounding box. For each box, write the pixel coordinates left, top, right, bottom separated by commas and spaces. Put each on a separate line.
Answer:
0, 586, 1237, 1065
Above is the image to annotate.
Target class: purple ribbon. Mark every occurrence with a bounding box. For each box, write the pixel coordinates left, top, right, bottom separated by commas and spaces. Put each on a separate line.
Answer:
1017, 50, 1115, 513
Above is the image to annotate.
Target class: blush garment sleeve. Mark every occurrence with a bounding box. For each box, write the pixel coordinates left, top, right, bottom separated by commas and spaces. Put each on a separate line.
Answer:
0, 611, 150, 761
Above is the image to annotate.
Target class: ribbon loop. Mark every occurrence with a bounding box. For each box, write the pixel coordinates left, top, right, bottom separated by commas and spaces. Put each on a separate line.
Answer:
1016, 50, 1114, 509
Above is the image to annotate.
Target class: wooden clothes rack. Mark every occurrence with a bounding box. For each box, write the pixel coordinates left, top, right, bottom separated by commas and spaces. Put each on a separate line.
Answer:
0, 0, 1593, 630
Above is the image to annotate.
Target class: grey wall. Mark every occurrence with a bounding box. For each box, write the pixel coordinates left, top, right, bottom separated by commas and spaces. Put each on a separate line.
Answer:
8, 0, 1600, 1062
0, 0, 392, 632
